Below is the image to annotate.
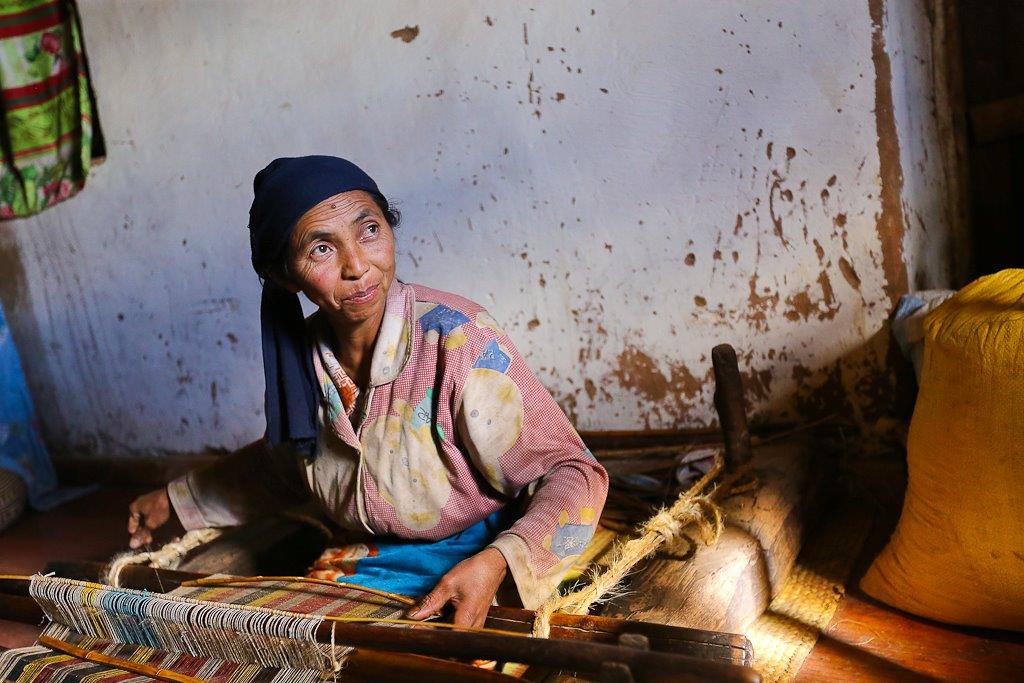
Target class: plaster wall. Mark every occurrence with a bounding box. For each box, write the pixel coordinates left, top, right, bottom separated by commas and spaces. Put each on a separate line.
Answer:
0, 1, 958, 458
884, 0, 968, 290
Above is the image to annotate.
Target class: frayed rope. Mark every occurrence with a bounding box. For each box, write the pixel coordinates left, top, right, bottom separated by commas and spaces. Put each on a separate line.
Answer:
532, 454, 730, 638
106, 528, 223, 587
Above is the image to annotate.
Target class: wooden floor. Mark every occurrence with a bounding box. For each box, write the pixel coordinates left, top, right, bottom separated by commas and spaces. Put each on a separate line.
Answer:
1, 486, 1023, 680
0, 486, 148, 649
794, 499, 1024, 683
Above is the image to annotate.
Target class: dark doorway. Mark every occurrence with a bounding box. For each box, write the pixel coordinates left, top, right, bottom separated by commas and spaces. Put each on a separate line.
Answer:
960, 0, 1024, 275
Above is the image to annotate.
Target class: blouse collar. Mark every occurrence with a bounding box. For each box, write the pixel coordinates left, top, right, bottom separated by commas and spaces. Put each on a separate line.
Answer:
311, 279, 415, 413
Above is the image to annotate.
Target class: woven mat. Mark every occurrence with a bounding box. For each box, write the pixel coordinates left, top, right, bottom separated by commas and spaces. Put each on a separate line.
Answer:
744, 505, 872, 683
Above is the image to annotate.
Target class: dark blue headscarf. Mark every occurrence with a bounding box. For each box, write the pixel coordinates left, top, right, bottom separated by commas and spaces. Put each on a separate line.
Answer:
248, 156, 386, 457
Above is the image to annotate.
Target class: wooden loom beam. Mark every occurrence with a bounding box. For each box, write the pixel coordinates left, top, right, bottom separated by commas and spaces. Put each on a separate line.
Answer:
9, 561, 753, 666
0, 569, 757, 682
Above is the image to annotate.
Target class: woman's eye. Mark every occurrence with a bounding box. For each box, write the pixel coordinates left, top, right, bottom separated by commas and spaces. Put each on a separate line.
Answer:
365, 223, 379, 235
311, 244, 330, 256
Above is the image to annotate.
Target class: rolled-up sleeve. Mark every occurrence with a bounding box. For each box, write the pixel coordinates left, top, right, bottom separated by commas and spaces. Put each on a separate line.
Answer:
167, 439, 310, 530
452, 322, 608, 609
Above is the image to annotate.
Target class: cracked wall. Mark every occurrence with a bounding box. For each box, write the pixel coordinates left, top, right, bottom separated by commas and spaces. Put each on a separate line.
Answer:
0, 1, 960, 457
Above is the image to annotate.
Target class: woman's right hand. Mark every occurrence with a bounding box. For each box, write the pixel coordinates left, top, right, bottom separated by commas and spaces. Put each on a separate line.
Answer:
127, 488, 171, 549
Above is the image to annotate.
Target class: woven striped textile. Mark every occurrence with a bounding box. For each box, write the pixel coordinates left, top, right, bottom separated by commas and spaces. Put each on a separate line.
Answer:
1, 624, 296, 683
2, 576, 409, 683
169, 577, 406, 620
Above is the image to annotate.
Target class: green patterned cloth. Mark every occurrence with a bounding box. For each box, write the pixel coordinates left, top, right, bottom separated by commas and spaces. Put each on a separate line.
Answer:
0, 0, 103, 219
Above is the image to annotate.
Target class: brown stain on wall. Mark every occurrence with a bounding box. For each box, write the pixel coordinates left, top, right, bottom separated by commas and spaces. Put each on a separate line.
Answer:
613, 347, 669, 402
869, 0, 909, 304
609, 346, 780, 425
792, 360, 854, 419
784, 291, 816, 321
746, 275, 779, 330
611, 346, 706, 423
817, 270, 836, 309
782, 272, 839, 323
768, 178, 786, 242
741, 368, 773, 402
390, 25, 420, 42
838, 257, 862, 290
0, 229, 28, 314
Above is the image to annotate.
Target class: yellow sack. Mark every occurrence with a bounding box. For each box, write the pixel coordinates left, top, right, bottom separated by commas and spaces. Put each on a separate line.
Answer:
860, 269, 1024, 632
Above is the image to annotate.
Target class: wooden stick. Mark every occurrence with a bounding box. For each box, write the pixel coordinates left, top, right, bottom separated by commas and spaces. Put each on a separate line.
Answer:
595, 443, 720, 459
310, 618, 757, 682
593, 415, 837, 461
712, 344, 753, 471
324, 614, 526, 637
38, 633, 205, 683
179, 574, 417, 606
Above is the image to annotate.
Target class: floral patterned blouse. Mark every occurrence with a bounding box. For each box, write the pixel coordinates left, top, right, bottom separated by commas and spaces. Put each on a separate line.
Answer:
169, 280, 608, 608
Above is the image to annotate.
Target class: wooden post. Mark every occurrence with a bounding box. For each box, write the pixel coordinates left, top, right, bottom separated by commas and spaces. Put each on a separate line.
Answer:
712, 344, 753, 471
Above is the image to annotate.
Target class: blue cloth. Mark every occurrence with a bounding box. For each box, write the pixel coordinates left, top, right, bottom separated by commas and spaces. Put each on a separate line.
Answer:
332, 509, 511, 598
248, 156, 388, 459
0, 300, 58, 508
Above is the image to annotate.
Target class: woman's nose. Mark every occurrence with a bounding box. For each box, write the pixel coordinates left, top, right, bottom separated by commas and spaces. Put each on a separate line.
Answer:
339, 244, 369, 280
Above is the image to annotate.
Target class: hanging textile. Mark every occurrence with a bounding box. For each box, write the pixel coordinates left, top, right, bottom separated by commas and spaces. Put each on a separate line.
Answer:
0, 0, 104, 219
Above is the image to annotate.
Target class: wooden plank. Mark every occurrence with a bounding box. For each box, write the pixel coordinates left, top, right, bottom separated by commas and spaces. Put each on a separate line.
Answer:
796, 489, 1024, 682
602, 439, 821, 633
488, 608, 752, 667
796, 591, 1024, 682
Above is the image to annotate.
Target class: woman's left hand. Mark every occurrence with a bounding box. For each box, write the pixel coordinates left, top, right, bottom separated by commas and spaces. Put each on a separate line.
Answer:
406, 547, 508, 628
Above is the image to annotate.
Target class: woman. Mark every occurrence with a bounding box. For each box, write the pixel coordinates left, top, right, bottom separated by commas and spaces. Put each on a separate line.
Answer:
127, 156, 607, 627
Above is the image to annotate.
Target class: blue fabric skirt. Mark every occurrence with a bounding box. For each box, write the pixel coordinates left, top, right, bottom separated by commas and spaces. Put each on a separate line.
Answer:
311, 508, 512, 598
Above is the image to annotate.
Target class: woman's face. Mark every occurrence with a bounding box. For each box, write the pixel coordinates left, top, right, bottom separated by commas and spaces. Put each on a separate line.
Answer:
284, 190, 396, 328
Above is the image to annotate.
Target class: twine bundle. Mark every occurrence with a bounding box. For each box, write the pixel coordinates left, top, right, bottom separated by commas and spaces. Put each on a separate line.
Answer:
532, 454, 737, 638
106, 527, 223, 587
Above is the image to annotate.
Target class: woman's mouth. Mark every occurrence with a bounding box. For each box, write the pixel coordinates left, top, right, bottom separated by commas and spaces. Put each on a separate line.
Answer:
344, 283, 380, 305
